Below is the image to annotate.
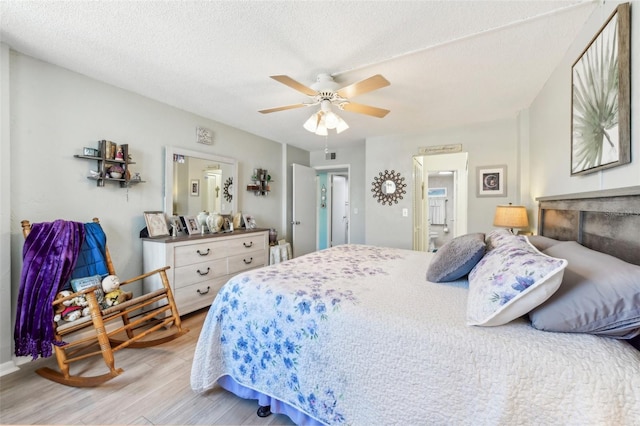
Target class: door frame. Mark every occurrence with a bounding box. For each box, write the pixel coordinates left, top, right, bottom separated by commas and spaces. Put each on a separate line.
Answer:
328, 173, 349, 246
412, 152, 468, 251
315, 164, 351, 249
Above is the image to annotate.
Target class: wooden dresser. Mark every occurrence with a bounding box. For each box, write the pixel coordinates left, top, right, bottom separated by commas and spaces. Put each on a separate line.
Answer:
142, 229, 269, 316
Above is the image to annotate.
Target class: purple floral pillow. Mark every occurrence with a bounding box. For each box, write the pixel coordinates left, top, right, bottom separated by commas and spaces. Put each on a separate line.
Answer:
466, 233, 567, 327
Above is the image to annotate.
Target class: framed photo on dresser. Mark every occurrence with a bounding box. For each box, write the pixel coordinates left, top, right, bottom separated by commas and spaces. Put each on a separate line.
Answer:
143, 211, 170, 238
181, 215, 200, 235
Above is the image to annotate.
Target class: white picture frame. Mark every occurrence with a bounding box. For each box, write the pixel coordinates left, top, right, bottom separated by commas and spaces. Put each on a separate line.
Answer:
476, 165, 507, 198
143, 211, 170, 238
190, 179, 200, 196
243, 213, 256, 229
182, 215, 200, 235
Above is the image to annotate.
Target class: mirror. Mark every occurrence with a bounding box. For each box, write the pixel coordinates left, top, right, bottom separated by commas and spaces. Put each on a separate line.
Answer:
382, 180, 396, 194
371, 170, 407, 205
164, 147, 238, 216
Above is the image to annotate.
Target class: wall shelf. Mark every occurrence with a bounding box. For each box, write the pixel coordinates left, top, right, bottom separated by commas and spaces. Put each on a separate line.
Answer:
74, 141, 145, 188
246, 168, 271, 196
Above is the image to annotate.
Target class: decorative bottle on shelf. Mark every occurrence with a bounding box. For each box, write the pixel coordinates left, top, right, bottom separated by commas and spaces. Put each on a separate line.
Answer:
269, 228, 277, 246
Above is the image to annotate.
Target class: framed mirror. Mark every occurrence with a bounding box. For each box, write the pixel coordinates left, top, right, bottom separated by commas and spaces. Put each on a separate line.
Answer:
164, 146, 238, 217
371, 169, 407, 205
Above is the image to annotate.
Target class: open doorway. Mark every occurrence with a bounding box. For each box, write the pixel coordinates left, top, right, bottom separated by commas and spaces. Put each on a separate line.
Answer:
316, 166, 350, 250
413, 152, 468, 252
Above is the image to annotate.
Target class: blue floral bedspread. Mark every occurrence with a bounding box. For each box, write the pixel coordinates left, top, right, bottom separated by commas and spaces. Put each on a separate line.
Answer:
191, 245, 640, 425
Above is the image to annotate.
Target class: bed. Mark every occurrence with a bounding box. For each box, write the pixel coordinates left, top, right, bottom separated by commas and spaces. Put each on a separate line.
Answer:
191, 187, 640, 425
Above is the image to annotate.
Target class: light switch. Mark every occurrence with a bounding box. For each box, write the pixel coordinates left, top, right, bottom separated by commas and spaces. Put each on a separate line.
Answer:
354, 208, 358, 214
402, 208, 408, 217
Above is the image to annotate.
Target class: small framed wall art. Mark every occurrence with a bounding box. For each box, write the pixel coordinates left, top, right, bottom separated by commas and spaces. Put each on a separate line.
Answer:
197, 126, 213, 145
476, 165, 507, 198
143, 211, 170, 238
190, 179, 200, 196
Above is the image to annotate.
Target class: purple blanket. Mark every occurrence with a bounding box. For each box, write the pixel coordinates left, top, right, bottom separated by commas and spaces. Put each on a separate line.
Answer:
14, 220, 84, 359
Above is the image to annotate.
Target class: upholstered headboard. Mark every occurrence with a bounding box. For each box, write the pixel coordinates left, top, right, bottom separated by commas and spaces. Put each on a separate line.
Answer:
537, 186, 640, 266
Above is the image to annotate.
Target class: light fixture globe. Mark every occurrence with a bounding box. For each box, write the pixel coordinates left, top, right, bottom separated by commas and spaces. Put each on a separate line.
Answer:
304, 99, 348, 135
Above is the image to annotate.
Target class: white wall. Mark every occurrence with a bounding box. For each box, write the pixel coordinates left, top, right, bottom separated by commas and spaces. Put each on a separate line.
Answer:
3, 51, 285, 367
528, 1, 640, 205
0, 44, 18, 373
365, 118, 521, 249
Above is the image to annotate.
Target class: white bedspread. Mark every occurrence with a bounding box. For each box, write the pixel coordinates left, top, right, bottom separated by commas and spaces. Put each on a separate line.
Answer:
191, 245, 640, 425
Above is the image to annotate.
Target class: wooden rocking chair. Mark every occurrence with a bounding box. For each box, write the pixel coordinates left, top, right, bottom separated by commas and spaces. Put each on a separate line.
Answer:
20, 218, 188, 387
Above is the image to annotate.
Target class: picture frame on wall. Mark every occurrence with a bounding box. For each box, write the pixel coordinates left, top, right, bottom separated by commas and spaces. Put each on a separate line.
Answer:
143, 211, 170, 238
571, 2, 630, 176
190, 179, 200, 196
476, 165, 507, 198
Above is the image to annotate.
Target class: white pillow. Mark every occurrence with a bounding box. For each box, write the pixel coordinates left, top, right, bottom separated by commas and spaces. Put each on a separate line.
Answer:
466, 233, 567, 327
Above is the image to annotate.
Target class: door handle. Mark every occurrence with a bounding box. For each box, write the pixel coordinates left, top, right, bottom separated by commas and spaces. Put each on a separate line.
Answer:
291, 221, 301, 225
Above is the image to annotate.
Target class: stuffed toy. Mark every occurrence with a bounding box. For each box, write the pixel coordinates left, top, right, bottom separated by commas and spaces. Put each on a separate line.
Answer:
53, 290, 90, 323
100, 275, 132, 308
101, 275, 120, 293
103, 288, 133, 307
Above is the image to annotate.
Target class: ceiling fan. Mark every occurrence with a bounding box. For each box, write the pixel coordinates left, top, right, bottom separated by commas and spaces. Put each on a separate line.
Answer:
259, 73, 390, 135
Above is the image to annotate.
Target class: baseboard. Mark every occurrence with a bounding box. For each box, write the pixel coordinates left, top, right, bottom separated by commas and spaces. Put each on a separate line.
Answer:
0, 360, 20, 376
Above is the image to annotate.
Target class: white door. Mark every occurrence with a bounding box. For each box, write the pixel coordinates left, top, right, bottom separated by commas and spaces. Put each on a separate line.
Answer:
292, 163, 317, 257
330, 175, 348, 246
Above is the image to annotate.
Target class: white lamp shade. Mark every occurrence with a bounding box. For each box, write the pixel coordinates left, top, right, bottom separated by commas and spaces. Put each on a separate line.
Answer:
303, 113, 320, 132
303, 104, 348, 135
336, 116, 349, 133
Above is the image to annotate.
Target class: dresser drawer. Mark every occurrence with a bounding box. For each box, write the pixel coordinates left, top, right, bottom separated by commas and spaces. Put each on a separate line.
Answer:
174, 276, 227, 315
174, 240, 227, 267
228, 250, 266, 274
227, 234, 267, 257
173, 258, 228, 289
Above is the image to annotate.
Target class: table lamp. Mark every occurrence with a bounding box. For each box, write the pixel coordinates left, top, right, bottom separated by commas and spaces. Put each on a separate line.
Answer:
493, 203, 529, 233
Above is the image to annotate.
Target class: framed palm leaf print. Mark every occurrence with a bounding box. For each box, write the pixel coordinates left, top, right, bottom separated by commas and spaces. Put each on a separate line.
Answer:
571, 2, 630, 176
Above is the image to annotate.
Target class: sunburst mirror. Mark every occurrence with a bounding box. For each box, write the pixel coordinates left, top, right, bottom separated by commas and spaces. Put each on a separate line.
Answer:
371, 170, 407, 205
223, 177, 233, 202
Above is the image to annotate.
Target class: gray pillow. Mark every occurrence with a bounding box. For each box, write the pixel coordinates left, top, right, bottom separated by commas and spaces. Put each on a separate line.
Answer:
529, 241, 640, 339
526, 235, 562, 251
426, 233, 485, 282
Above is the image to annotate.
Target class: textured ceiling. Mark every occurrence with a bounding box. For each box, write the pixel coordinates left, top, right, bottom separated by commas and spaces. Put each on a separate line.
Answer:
0, 1, 597, 152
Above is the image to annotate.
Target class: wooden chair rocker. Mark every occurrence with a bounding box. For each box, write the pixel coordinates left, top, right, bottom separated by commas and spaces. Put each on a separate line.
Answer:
18, 218, 188, 387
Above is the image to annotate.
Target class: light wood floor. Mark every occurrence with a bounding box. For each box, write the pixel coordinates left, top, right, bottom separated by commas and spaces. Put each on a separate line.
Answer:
0, 309, 296, 425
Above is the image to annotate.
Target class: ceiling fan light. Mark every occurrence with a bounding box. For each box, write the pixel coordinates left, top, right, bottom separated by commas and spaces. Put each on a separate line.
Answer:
303, 113, 319, 132
315, 125, 328, 136
336, 116, 349, 133
324, 111, 339, 129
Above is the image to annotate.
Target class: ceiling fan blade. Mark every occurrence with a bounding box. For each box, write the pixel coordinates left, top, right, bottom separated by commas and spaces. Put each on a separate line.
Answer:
336, 74, 390, 99
259, 104, 307, 114
270, 75, 317, 96
341, 102, 390, 118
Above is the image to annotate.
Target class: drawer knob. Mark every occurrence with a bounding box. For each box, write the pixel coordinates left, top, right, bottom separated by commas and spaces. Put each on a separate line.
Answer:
243, 241, 254, 248
243, 257, 253, 264
197, 248, 211, 256
197, 286, 211, 295
197, 267, 211, 276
